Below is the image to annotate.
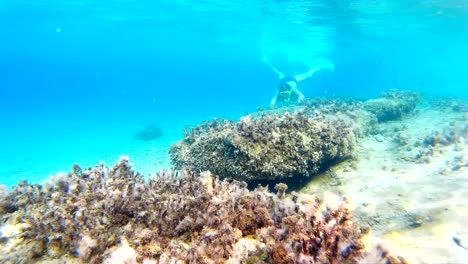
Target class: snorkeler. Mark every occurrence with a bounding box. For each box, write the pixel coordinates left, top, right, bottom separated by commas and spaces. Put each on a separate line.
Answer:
265, 58, 334, 107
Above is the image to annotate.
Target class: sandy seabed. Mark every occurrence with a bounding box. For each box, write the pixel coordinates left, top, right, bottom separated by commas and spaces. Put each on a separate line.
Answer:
302, 103, 468, 263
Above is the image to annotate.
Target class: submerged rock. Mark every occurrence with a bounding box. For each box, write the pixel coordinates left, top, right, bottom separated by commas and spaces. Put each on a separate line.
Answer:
170, 109, 356, 181
363, 90, 421, 122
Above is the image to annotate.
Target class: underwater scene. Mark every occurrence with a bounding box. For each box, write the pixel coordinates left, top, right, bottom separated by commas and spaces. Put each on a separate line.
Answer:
0, 0, 467, 263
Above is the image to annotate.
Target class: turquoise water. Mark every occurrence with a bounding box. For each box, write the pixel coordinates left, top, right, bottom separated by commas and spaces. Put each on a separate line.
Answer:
1, 0, 467, 187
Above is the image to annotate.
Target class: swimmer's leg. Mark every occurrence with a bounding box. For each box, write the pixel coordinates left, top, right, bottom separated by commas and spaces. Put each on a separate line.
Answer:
262, 55, 285, 79
295, 58, 334, 83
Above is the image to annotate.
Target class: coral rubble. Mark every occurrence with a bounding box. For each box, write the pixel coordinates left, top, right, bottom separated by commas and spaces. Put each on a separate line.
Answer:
0, 158, 400, 264
387, 110, 467, 165
170, 109, 356, 181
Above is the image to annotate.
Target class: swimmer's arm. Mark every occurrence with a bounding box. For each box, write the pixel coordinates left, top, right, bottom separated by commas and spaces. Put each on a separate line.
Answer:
293, 87, 305, 102
270, 92, 278, 107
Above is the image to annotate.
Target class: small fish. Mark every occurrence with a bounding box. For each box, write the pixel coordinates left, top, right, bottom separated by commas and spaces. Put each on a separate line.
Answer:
453, 236, 468, 250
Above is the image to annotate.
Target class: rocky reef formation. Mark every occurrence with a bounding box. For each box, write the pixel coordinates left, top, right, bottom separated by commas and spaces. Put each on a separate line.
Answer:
0, 158, 404, 264
170, 109, 356, 181
363, 91, 421, 122
170, 91, 423, 182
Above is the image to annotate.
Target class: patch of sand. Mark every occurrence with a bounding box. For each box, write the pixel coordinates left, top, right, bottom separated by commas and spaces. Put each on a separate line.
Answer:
301, 106, 468, 262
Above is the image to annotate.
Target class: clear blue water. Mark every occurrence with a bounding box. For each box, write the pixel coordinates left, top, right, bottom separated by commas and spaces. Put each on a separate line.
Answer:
1, 0, 467, 187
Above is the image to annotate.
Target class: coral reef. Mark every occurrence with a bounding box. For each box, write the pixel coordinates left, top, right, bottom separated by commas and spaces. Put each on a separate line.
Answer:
134, 124, 162, 141
363, 91, 421, 122
0, 158, 402, 264
170, 109, 356, 181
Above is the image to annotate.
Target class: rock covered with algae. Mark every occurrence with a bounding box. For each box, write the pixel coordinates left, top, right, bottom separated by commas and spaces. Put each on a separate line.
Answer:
363, 90, 421, 122
0, 157, 405, 264
170, 108, 357, 181
170, 91, 420, 182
